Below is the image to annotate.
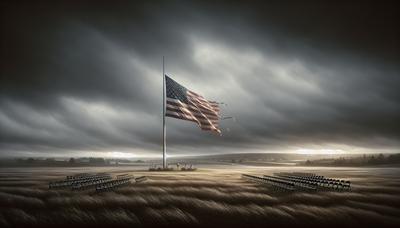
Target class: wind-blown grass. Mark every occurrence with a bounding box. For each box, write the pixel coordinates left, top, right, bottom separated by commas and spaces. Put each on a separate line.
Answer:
0, 166, 399, 227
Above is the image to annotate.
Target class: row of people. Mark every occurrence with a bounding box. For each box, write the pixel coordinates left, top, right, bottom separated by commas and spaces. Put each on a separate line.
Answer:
277, 172, 325, 180
276, 173, 351, 190
242, 174, 295, 191
49, 174, 112, 189
95, 178, 132, 192
66, 173, 95, 180
71, 177, 113, 190
135, 176, 147, 183
264, 175, 317, 191
243, 173, 351, 192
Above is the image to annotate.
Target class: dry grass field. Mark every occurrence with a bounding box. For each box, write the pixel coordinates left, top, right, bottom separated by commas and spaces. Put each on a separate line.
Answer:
0, 165, 399, 227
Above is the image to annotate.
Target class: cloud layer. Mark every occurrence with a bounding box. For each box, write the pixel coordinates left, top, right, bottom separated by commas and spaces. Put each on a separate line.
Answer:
1, 1, 400, 156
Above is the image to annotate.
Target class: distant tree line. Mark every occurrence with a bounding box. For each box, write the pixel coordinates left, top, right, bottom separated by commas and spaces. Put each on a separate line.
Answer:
6, 157, 144, 167
304, 154, 400, 166
16, 157, 107, 165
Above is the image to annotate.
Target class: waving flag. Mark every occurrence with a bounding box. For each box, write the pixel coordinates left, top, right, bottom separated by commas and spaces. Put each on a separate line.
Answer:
165, 75, 221, 134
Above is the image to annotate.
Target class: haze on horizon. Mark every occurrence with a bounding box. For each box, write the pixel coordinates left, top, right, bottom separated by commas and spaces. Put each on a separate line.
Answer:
1, 0, 399, 158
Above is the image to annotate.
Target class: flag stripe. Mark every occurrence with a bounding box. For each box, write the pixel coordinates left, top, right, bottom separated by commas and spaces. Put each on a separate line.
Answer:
166, 111, 219, 127
187, 98, 220, 116
187, 92, 218, 110
166, 102, 219, 120
166, 108, 219, 125
167, 99, 219, 118
166, 104, 219, 122
187, 93, 219, 110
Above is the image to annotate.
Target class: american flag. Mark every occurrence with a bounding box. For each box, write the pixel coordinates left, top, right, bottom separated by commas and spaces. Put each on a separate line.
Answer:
165, 75, 221, 134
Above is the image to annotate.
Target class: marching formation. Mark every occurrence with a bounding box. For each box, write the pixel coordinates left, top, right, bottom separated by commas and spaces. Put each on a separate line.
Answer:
242, 172, 351, 192
48, 173, 147, 192
95, 174, 133, 192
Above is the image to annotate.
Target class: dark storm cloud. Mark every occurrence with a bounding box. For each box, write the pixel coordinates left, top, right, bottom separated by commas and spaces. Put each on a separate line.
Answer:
1, 0, 399, 156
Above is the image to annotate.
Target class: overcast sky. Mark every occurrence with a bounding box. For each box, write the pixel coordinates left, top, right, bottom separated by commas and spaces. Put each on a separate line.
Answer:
1, 0, 399, 158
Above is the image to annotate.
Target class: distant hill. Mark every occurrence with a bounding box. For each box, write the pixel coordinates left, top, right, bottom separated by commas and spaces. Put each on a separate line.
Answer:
161, 153, 364, 166
1, 153, 398, 167
302, 153, 400, 167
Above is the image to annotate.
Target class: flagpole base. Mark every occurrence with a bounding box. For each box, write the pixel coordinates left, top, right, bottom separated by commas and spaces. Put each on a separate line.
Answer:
148, 163, 197, 172
148, 167, 174, 171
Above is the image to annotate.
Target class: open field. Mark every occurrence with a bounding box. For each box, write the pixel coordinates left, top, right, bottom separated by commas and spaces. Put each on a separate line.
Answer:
0, 165, 400, 227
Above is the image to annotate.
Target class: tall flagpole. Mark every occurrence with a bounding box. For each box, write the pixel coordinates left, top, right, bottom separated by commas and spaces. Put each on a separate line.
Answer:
162, 56, 167, 169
